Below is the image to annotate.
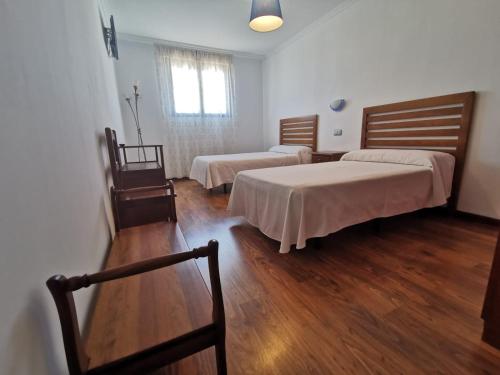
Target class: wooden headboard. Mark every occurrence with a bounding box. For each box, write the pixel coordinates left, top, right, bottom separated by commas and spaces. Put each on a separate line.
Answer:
280, 115, 318, 152
361, 91, 476, 209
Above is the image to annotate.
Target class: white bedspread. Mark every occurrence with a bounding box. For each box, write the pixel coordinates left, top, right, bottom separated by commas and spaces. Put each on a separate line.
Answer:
190, 152, 300, 189
228, 158, 454, 253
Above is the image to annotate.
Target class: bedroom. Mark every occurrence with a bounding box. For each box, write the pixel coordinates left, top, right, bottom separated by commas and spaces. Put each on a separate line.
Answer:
0, 0, 499, 374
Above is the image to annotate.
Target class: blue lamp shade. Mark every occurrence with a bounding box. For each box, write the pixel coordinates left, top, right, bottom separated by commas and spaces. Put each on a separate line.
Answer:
249, 0, 283, 32
329, 99, 346, 112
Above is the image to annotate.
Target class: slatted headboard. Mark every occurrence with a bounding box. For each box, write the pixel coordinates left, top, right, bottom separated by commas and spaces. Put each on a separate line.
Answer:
361, 91, 476, 209
280, 115, 319, 152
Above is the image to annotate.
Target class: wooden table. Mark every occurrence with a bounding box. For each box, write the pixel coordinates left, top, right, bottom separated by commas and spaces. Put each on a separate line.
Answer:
85, 223, 216, 374
311, 150, 349, 163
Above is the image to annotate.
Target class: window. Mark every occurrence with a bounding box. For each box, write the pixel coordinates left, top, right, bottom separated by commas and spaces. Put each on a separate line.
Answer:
171, 65, 200, 114
170, 56, 231, 117
201, 68, 227, 114
155, 45, 236, 178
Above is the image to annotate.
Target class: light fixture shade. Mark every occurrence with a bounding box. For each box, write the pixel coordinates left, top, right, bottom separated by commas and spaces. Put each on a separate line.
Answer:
249, 0, 283, 33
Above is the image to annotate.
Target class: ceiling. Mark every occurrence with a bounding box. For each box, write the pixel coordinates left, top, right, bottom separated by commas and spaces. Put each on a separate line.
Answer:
102, 0, 347, 56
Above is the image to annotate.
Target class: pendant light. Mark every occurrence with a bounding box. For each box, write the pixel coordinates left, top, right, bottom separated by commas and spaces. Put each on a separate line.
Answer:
249, 0, 283, 33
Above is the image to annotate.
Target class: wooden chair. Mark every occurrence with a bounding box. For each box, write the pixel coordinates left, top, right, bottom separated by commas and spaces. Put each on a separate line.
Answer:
47, 240, 227, 375
105, 128, 177, 231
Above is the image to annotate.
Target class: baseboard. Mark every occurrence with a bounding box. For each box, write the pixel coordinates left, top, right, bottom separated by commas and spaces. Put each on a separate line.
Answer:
454, 210, 500, 226
412, 207, 499, 226
81, 235, 114, 341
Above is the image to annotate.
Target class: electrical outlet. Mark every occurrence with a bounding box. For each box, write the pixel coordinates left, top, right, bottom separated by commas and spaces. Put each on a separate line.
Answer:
334, 129, 343, 136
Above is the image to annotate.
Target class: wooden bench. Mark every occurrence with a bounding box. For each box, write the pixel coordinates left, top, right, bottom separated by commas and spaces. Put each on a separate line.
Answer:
105, 128, 177, 231
47, 223, 224, 374
111, 183, 177, 231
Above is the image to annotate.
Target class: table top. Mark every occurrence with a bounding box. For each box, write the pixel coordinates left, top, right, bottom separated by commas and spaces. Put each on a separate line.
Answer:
312, 150, 349, 155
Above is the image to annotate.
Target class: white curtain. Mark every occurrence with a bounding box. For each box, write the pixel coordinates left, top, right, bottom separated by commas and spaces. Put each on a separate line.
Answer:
155, 45, 236, 178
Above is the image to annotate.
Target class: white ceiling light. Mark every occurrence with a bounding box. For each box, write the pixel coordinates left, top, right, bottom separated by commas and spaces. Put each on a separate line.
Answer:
249, 0, 283, 33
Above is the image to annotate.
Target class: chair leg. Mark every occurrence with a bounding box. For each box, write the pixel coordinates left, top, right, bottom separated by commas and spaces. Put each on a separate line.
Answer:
110, 187, 121, 232
170, 193, 177, 222
215, 341, 227, 375
166, 181, 177, 222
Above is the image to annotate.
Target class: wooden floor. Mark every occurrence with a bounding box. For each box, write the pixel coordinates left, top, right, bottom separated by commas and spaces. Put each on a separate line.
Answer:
85, 223, 216, 374
174, 180, 500, 374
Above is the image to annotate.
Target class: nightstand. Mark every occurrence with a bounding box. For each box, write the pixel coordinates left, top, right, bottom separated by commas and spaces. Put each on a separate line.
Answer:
311, 151, 349, 163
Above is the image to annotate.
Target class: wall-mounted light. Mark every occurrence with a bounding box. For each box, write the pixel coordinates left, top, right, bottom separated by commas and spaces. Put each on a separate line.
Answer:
249, 0, 283, 33
101, 14, 119, 59
329, 99, 346, 112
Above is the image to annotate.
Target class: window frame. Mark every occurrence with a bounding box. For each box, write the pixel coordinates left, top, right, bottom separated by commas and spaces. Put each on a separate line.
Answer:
170, 58, 231, 118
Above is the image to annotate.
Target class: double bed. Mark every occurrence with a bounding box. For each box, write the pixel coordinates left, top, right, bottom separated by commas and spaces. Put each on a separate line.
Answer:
228, 92, 476, 253
190, 115, 318, 189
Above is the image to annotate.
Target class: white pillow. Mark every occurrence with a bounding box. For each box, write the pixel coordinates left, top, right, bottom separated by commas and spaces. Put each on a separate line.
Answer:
269, 145, 312, 164
342, 149, 456, 204
340, 149, 453, 168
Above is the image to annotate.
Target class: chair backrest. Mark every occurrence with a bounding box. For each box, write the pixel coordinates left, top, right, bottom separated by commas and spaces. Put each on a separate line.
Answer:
105, 127, 122, 188
47, 240, 223, 375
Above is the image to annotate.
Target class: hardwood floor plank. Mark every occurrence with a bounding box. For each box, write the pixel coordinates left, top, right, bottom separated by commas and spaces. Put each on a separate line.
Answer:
173, 180, 500, 374
85, 223, 216, 375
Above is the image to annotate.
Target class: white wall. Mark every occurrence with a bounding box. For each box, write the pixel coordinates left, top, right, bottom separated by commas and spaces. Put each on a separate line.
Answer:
0, 0, 124, 374
263, 0, 500, 219
114, 39, 264, 161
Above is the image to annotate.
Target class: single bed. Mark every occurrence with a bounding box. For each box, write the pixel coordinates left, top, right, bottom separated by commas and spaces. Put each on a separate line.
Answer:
228, 92, 475, 253
190, 115, 318, 189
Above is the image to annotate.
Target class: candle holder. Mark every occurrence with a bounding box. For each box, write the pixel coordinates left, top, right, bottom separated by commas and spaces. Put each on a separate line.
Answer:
125, 83, 146, 161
